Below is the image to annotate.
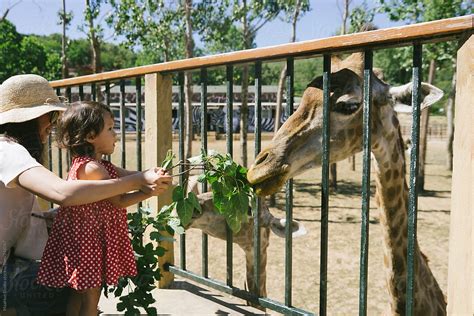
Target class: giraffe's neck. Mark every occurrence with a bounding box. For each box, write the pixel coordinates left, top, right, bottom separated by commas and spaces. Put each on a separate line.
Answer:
371, 112, 446, 315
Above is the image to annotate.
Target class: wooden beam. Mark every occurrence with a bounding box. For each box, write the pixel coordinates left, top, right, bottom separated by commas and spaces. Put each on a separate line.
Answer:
447, 34, 473, 315
144, 73, 174, 288
50, 15, 473, 88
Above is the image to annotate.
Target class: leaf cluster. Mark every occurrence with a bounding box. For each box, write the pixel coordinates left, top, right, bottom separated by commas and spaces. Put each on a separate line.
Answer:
106, 205, 181, 315
164, 150, 256, 233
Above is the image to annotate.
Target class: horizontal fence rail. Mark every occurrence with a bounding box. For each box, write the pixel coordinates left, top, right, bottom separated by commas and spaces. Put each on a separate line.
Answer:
47, 16, 473, 316
50, 16, 472, 88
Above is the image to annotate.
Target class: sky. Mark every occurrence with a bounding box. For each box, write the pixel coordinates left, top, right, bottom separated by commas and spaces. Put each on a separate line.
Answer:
1, 0, 406, 49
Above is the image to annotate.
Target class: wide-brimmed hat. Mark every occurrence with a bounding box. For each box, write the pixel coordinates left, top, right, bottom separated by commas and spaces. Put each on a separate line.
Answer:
0, 74, 66, 125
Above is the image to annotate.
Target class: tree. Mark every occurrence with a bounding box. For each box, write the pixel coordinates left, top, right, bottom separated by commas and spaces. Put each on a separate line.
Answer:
274, 0, 310, 134
0, 19, 23, 81
58, 0, 73, 78
196, 0, 287, 167
378, 0, 471, 187
83, 0, 103, 74
107, 0, 199, 159
1, 0, 21, 22
0, 20, 60, 82
338, 0, 353, 35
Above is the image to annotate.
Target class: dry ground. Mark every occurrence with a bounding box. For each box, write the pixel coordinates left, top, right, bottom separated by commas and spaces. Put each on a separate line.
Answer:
50, 124, 451, 315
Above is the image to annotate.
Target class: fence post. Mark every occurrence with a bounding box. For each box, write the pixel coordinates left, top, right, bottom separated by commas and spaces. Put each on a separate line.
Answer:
145, 73, 174, 288
447, 34, 473, 315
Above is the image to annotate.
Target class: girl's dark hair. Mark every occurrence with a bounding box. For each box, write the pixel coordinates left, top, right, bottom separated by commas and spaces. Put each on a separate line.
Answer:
56, 101, 113, 157
0, 120, 44, 164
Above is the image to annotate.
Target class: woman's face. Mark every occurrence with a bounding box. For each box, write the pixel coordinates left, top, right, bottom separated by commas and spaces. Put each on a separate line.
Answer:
37, 112, 56, 144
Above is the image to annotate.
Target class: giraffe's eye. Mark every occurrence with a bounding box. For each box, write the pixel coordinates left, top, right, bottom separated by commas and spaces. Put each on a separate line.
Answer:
332, 101, 361, 115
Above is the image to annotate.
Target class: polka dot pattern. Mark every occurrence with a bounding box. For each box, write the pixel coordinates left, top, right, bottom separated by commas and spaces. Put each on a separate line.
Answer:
37, 156, 137, 290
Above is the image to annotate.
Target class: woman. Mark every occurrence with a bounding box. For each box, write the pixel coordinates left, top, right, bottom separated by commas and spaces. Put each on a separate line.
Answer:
0, 74, 172, 315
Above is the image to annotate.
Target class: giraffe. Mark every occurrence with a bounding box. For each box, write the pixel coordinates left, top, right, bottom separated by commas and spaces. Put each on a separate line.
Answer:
184, 190, 306, 306
247, 52, 446, 315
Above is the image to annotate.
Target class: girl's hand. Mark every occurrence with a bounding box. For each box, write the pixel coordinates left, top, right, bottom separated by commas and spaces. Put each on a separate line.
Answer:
141, 168, 162, 186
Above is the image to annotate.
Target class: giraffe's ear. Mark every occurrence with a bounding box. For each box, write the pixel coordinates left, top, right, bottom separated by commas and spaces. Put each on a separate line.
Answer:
389, 82, 444, 113
270, 218, 307, 238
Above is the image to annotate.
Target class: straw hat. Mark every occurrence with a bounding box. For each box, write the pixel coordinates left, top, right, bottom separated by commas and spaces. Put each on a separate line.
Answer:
0, 74, 66, 125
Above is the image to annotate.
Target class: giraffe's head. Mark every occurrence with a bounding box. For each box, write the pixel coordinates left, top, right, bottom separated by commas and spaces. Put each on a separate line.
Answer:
248, 53, 443, 196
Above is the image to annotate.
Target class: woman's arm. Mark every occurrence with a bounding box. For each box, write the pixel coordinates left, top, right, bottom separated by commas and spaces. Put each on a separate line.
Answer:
17, 165, 163, 207
77, 161, 172, 209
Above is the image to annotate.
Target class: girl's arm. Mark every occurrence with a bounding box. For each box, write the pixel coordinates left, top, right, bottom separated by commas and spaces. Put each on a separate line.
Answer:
17, 165, 162, 207
115, 166, 140, 178
78, 161, 172, 209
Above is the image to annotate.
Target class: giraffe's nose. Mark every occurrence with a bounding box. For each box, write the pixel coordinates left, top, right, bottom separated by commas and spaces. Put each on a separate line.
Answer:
254, 151, 270, 166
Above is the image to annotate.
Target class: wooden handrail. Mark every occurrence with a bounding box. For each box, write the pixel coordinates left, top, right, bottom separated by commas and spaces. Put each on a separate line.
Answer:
50, 15, 473, 88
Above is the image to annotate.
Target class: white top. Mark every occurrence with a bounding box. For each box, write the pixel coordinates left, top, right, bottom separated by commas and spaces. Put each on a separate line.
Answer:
0, 138, 47, 268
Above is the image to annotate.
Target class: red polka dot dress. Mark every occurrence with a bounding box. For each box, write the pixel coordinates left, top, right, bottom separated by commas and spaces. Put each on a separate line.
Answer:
37, 156, 137, 290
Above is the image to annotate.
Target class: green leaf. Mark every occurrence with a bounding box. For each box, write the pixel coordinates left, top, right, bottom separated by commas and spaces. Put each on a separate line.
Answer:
187, 191, 202, 213
172, 186, 185, 202
176, 200, 194, 227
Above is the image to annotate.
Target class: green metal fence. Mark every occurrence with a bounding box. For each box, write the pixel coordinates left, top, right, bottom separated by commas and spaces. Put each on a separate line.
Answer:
47, 16, 473, 315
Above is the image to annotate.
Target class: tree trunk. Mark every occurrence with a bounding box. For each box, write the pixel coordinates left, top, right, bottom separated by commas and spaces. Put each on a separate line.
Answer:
341, 0, 350, 35
183, 0, 194, 159
446, 69, 456, 170
418, 59, 436, 191
61, 0, 69, 79
86, 0, 101, 74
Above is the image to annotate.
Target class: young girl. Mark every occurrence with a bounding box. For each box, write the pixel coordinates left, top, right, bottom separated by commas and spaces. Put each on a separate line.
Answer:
0, 74, 168, 316
37, 101, 169, 315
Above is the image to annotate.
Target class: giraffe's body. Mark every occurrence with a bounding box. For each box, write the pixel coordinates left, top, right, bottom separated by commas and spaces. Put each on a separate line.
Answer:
247, 53, 446, 315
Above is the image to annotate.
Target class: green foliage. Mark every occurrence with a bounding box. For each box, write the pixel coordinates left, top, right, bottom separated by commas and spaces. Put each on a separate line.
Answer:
349, 1, 376, 33
164, 150, 256, 233
0, 20, 61, 81
106, 205, 181, 315
107, 0, 185, 62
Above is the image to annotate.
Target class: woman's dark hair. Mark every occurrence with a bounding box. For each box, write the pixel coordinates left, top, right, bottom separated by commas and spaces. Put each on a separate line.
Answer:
0, 120, 44, 164
56, 101, 113, 157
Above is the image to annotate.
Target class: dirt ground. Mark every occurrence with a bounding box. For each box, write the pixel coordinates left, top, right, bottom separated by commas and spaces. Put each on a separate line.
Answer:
173, 134, 451, 315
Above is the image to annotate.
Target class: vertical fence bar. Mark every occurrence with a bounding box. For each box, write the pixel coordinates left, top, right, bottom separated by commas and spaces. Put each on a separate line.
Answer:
359, 49, 373, 316
66, 87, 71, 170
225, 65, 234, 287
55, 88, 63, 179
119, 80, 126, 169
105, 82, 111, 162
406, 43, 422, 316
319, 54, 331, 316
136, 77, 143, 209
285, 57, 294, 307
200, 68, 209, 278
91, 83, 97, 101
253, 61, 262, 295
178, 72, 186, 270
79, 85, 84, 101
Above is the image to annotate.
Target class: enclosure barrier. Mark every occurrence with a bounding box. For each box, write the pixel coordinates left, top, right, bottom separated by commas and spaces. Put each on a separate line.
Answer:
47, 16, 473, 315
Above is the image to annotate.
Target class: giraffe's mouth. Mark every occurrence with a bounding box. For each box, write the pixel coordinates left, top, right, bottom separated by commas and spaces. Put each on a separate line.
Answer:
248, 165, 290, 196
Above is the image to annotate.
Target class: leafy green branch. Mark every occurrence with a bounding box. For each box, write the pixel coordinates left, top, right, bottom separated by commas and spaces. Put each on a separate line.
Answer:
164, 149, 257, 233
